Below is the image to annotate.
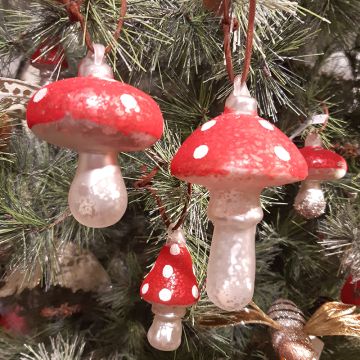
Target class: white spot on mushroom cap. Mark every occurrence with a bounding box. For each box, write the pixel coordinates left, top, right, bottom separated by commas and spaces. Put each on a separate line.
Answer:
192, 285, 199, 299
120, 94, 140, 113
193, 145, 209, 159
274, 145, 291, 161
193, 265, 196, 276
201, 120, 216, 131
162, 265, 173, 278
170, 244, 180, 256
258, 119, 274, 131
159, 288, 172, 302
33, 88, 48, 103
141, 283, 149, 295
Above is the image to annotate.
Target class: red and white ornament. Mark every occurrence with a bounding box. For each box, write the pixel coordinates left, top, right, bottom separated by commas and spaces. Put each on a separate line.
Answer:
30, 42, 68, 85
26, 44, 164, 228
294, 132, 347, 219
140, 228, 199, 351
171, 76, 308, 311
341, 276, 360, 306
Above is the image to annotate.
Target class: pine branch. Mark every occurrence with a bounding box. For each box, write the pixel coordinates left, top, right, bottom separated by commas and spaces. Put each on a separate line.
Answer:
21, 334, 85, 360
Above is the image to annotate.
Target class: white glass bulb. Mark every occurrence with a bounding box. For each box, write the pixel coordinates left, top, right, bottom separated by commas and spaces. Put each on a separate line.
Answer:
68, 152, 127, 228
206, 189, 263, 311
147, 304, 186, 351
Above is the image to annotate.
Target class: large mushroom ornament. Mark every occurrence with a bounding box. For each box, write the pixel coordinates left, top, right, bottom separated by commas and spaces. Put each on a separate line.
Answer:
171, 76, 308, 311
294, 132, 347, 219
26, 44, 164, 228
140, 228, 199, 351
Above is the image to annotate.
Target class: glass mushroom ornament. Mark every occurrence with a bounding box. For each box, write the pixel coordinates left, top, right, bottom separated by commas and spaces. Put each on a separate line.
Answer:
294, 132, 347, 219
341, 276, 360, 306
30, 42, 68, 85
140, 228, 199, 351
26, 44, 164, 228
171, 77, 308, 311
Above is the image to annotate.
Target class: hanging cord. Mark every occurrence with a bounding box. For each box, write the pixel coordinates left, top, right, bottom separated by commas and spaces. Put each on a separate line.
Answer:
58, 0, 94, 52
222, 0, 234, 82
134, 165, 171, 227
105, 0, 127, 54
58, 0, 127, 53
134, 166, 192, 230
240, 0, 256, 85
172, 183, 192, 231
222, 0, 257, 84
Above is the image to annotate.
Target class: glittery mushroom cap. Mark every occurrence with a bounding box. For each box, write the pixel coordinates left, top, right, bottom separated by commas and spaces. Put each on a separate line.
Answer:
26, 77, 164, 153
171, 81, 308, 190
341, 276, 360, 306
31, 43, 68, 70
299, 133, 347, 181
140, 230, 199, 306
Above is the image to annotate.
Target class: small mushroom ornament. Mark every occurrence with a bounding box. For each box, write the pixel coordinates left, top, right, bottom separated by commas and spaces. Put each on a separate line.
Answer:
171, 76, 308, 311
26, 44, 164, 228
29, 42, 68, 85
294, 132, 347, 219
140, 228, 199, 351
341, 276, 360, 306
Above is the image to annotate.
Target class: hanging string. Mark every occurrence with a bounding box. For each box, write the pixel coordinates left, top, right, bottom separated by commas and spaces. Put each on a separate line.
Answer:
222, 0, 257, 84
172, 183, 192, 231
240, 0, 257, 85
134, 165, 171, 228
134, 166, 192, 230
105, 0, 127, 54
58, 0, 127, 53
58, 0, 94, 52
222, 0, 234, 82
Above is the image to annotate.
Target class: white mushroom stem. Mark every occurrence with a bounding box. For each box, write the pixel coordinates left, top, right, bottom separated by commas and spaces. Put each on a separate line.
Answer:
294, 180, 326, 219
147, 304, 187, 351
68, 152, 128, 228
206, 189, 263, 311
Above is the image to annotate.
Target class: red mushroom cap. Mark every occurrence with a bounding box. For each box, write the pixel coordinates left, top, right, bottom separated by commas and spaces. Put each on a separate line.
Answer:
171, 113, 308, 190
341, 276, 360, 306
26, 77, 164, 153
299, 146, 347, 181
140, 242, 199, 306
31, 43, 68, 70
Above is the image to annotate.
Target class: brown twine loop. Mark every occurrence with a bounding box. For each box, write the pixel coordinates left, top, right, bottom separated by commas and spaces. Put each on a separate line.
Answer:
58, 0, 94, 52
134, 166, 192, 230
134, 165, 171, 227
222, 0, 234, 82
105, 0, 127, 54
222, 0, 257, 84
172, 183, 192, 231
58, 0, 127, 54
240, 0, 256, 85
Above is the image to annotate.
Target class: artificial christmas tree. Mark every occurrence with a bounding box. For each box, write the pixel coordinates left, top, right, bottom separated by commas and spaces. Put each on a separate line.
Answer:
0, 0, 359, 359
